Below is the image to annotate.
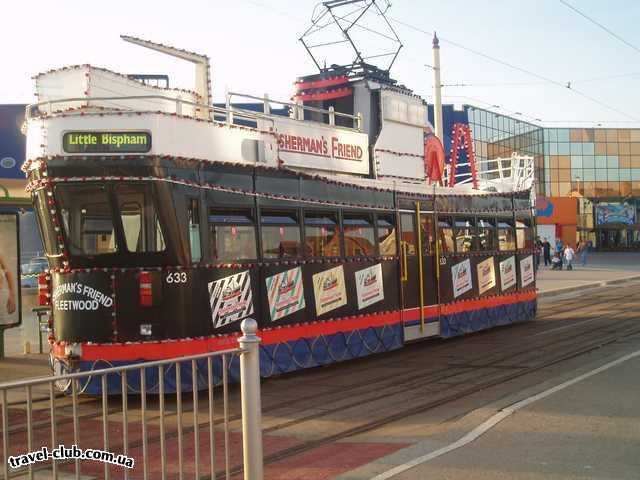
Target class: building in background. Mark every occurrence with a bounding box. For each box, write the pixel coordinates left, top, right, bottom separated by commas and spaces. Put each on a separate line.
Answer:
543, 128, 640, 250
0, 105, 28, 199
431, 104, 640, 251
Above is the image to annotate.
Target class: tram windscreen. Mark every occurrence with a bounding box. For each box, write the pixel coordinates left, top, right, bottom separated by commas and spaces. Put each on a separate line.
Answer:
55, 184, 166, 256
56, 185, 117, 255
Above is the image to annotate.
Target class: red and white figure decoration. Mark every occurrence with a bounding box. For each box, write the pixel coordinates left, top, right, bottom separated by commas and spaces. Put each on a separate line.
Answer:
424, 134, 445, 185
447, 123, 478, 189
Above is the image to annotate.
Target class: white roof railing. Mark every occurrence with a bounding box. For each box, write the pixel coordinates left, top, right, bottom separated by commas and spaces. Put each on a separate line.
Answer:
447, 153, 535, 193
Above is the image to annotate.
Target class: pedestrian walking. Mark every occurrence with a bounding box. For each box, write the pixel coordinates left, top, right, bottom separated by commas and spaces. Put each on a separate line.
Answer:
542, 237, 551, 266
577, 240, 588, 267
534, 236, 542, 268
556, 238, 564, 267
564, 244, 575, 270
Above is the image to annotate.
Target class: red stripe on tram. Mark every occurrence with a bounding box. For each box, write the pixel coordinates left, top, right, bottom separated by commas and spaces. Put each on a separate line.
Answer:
75, 291, 536, 361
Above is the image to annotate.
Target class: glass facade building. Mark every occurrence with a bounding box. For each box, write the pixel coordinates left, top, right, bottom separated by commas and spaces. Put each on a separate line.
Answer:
543, 128, 640, 249
434, 105, 640, 250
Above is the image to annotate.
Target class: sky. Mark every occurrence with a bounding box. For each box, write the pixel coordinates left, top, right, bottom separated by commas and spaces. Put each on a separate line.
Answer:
2, 0, 640, 127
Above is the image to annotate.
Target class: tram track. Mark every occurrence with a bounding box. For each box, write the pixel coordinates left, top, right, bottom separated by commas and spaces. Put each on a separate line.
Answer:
258, 301, 640, 436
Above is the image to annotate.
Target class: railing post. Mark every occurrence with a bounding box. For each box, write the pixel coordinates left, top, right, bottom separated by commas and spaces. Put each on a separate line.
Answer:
263, 93, 271, 115
238, 318, 263, 480
226, 92, 234, 125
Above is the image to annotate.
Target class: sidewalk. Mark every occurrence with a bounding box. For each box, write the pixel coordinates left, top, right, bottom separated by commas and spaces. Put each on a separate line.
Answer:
535, 252, 640, 296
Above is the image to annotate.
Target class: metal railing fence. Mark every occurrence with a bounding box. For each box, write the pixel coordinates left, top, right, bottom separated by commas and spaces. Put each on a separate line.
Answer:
25, 90, 363, 132
0, 318, 263, 480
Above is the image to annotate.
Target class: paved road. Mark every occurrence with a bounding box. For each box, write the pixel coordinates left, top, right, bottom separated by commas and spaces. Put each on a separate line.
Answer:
342, 343, 640, 480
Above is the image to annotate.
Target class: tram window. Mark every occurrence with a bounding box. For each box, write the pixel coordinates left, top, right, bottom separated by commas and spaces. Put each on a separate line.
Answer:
261, 210, 302, 259
498, 220, 516, 251
116, 185, 165, 253
400, 213, 416, 256
454, 218, 476, 253
304, 211, 342, 257
344, 213, 375, 256
478, 218, 497, 251
516, 220, 533, 250
56, 185, 117, 255
377, 215, 397, 256
209, 209, 257, 261
188, 199, 201, 262
419, 215, 435, 254
437, 219, 455, 254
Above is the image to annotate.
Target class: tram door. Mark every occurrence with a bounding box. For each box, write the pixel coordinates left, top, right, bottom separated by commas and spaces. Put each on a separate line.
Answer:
399, 206, 440, 341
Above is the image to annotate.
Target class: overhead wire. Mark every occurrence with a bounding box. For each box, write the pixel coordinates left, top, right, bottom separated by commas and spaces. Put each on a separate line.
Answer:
558, 0, 640, 55
441, 71, 640, 88
388, 16, 640, 122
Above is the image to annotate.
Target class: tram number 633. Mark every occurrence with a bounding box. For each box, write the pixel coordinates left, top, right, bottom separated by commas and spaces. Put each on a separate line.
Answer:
166, 272, 188, 284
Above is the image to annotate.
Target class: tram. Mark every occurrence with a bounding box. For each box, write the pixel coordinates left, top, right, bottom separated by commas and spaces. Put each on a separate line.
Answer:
23, 35, 536, 393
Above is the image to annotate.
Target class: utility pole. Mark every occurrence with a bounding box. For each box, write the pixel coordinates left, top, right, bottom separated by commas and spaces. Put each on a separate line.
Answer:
432, 32, 444, 142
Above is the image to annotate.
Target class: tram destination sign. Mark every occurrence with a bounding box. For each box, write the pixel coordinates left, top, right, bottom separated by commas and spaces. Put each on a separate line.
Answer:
62, 131, 152, 154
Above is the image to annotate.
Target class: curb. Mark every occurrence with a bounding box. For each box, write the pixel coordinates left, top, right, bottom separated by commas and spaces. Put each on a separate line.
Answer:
538, 274, 640, 298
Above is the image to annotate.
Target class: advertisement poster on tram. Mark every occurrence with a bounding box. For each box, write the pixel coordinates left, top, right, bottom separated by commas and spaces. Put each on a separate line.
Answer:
355, 263, 384, 310
265, 267, 305, 322
312, 265, 347, 316
0, 214, 20, 327
520, 255, 535, 287
451, 259, 472, 298
208, 271, 254, 329
499, 256, 516, 291
477, 257, 496, 295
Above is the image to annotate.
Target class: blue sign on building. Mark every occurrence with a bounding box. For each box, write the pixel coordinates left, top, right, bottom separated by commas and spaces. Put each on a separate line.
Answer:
0, 105, 27, 180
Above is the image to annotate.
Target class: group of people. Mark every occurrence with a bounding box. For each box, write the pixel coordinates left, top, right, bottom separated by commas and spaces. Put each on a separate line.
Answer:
535, 237, 589, 271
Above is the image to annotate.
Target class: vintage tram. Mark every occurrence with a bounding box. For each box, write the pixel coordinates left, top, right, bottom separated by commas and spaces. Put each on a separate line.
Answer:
23, 36, 536, 393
